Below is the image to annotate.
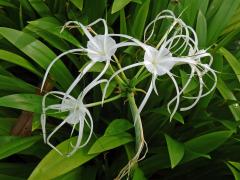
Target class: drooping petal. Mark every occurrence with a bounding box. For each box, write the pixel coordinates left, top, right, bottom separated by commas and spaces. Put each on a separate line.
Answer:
180, 68, 203, 111
136, 75, 156, 124
41, 48, 85, 91
167, 66, 195, 110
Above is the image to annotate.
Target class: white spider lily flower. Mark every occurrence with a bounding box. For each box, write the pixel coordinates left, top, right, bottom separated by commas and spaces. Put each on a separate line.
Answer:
103, 11, 216, 121
41, 18, 136, 103
41, 79, 107, 156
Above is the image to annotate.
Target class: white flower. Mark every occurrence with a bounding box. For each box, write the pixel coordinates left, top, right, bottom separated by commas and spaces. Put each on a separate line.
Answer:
41, 79, 107, 156
103, 10, 217, 121
41, 19, 135, 104
87, 35, 117, 62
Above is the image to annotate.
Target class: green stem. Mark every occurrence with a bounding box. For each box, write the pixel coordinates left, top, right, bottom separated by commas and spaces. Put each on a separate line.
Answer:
109, 64, 126, 86
127, 93, 144, 155
113, 55, 128, 82
134, 66, 145, 79
86, 94, 122, 107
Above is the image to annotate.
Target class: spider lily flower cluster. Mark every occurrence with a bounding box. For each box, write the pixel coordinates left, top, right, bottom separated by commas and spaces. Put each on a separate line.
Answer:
41, 9, 217, 178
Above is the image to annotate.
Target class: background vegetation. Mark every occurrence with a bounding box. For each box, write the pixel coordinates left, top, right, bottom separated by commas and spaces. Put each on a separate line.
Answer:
0, 0, 240, 179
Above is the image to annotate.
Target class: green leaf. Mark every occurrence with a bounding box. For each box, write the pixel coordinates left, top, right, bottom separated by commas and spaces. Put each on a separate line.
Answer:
28, 0, 51, 17
100, 80, 117, 98
183, 0, 209, 26
217, 78, 240, 121
28, 17, 81, 47
88, 132, 133, 154
104, 119, 133, 135
0, 94, 42, 113
0, 136, 40, 160
0, 27, 74, 90
180, 70, 198, 94
226, 161, 240, 180
120, 9, 127, 36
219, 47, 240, 83
196, 10, 207, 48
0, 118, 16, 135
133, 167, 147, 180
218, 120, 238, 133
0, 50, 41, 76
148, 108, 184, 124
0, 75, 36, 93
0, 0, 17, 8
207, 0, 240, 45
165, 134, 184, 168
131, 0, 150, 39
54, 166, 97, 180
112, 0, 131, 14
29, 137, 98, 180
184, 130, 233, 154
25, 24, 70, 52
70, 0, 84, 11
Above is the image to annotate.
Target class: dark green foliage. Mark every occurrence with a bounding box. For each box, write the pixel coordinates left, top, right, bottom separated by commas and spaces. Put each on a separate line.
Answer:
0, 0, 240, 179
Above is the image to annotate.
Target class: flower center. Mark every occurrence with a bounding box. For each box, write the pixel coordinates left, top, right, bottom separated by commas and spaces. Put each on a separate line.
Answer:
87, 35, 117, 62
144, 46, 176, 76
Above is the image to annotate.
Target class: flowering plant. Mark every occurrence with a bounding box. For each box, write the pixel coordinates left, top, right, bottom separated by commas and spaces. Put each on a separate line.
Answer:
41, 10, 217, 179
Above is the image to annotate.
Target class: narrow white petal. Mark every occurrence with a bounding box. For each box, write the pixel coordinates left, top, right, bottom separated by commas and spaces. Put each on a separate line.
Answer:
41, 48, 85, 92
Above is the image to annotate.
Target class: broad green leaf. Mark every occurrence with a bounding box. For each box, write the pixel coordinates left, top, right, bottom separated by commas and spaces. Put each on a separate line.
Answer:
165, 134, 184, 168
120, 9, 127, 37
217, 78, 240, 121
28, 0, 51, 17
100, 80, 117, 98
88, 132, 133, 154
29, 137, 98, 180
214, 30, 240, 51
218, 120, 238, 133
28, 17, 81, 47
223, 8, 240, 34
133, 167, 147, 180
0, 75, 36, 93
104, 119, 133, 135
226, 161, 240, 180
0, 0, 17, 8
219, 48, 240, 83
184, 130, 233, 154
0, 118, 16, 135
183, 0, 209, 26
0, 94, 42, 113
0, 50, 41, 76
207, 0, 240, 45
70, 0, 84, 11
206, 0, 222, 19
54, 166, 97, 180
0, 27, 74, 90
196, 10, 207, 48
112, 0, 131, 14
25, 24, 81, 68
148, 108, 184, 124
25, 24, 70, 52
0, 136, 40, 160
131, 0, 150, 39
